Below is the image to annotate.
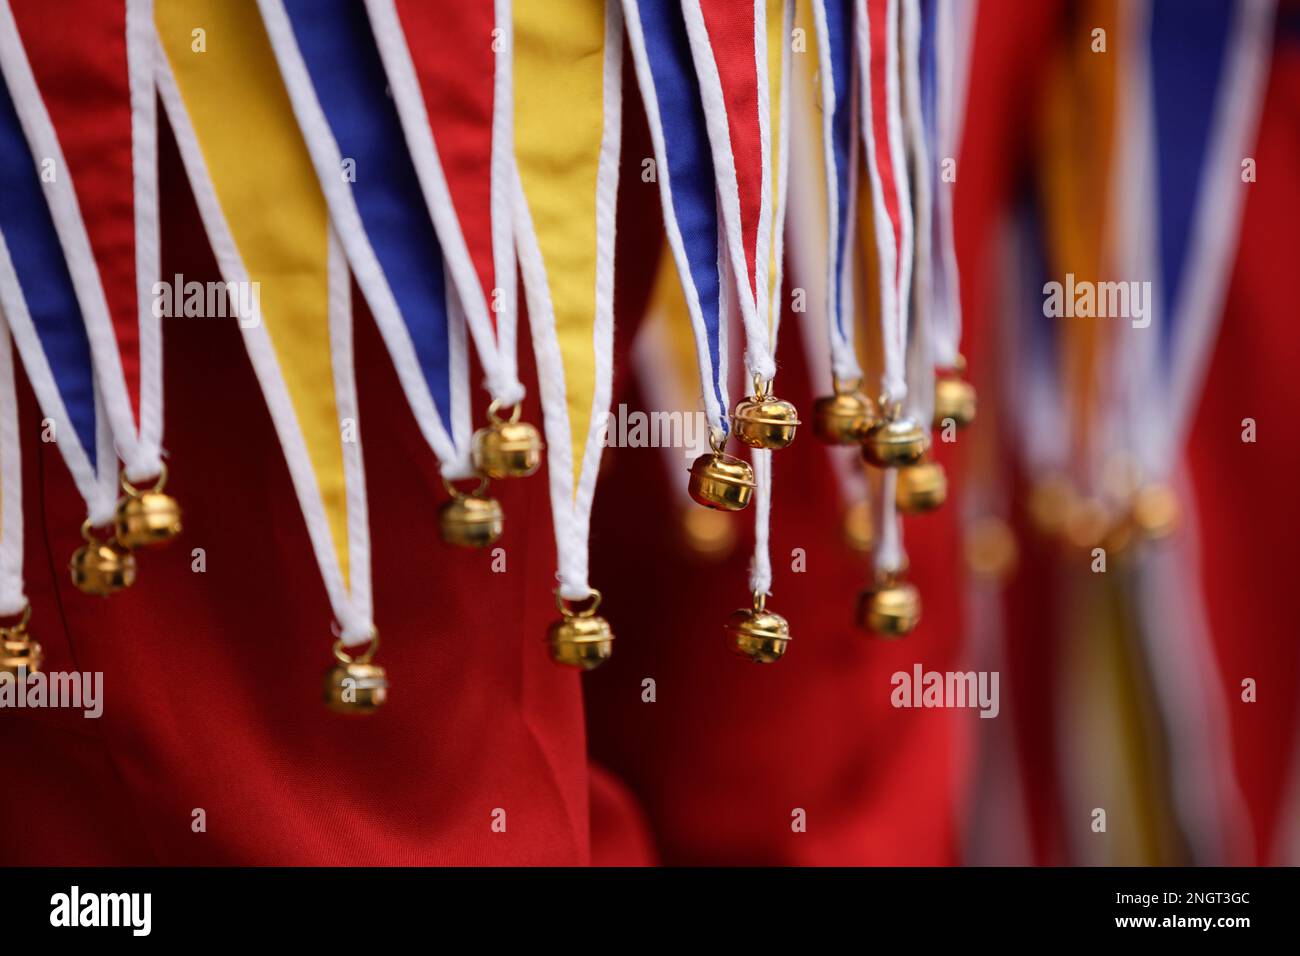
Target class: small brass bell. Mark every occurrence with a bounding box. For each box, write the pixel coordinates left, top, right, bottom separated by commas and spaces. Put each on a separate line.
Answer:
932, 358, 976, 430
323, 634, 388, 714
732, 380, 800, 449
1131, 484, 1179, 540
114, 465, 182, 550
725, 591, 791, 663
438, 478, 504, 548
548, 589, 614, 670
70, 521, 137, 596
895, 459, 948, 513
680, 506, 737, 558
0, 606, 41, 678
862, 400, 929, 468
688, 450, 755, 511
472, 401, 543, 480
857, 573, 921, 638
812, 382, 874, 445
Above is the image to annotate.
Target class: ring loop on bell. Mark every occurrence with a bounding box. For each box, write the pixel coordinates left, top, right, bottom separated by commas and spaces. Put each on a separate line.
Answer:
120, 462, 168, 498
80, 519, 114, 545
708, 425, 728, 455
876, 395, 902, 422
752, 375, 771, 401
442, 475, 490, 500
751, 590, 767, 614
832, 376, 862, 397
0, 602, 32, 633
486, 400, 523, 426
555, 588, 602, 619
332, 630, 380, 665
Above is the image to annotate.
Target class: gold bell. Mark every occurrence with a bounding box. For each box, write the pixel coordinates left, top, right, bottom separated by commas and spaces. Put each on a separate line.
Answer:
895, 459, 948, 513
856, 573, 921, 638
548, 589, 614, 670
862, 400, 929, 468
0, 605, 41, 677
932, 358, 976, 430
438, 477, 504, 548
471, 401, 543, 480
725, 591, 791, 663
731, 379, 800, 449
114, 464, 182, 550
688, 449, 755, 511
70, 521, 137, 596
323, 633, 388, 714
812, 381, 874, 445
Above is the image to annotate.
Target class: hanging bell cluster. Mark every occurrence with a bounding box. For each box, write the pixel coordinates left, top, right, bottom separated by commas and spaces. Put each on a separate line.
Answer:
725, 591, 791, 663
856, 570, 921, 638
932, 356, 977, 431
323, 632, 388, 714
1027, 472, 1179, 554
547, 590, 614, 671
70, 466, 182, 597
687, 379, 802, 512
0, 605, 41, 678
438, 477, 504, 548
472, 401, 543, 480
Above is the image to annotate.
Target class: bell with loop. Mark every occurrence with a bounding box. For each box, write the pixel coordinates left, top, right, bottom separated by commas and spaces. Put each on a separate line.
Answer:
725, 591, 791, 663
688, 428, 755, 511
438, 476, 504, 548
114, 463, 182, 550
862, 397, 929, 468
323, 631, 388, 714
548, 589, 614, 670
856, 570, 921, 638
732, 377, 800, 450
70, 520, 137, 596
932, 355, 977, 430
812, 379, 875, 445
471, 400, 543, 480
0, 605, 41, 678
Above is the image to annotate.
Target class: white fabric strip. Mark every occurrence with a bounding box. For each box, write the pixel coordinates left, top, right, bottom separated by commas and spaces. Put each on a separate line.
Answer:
513, 0, 623, 601
127, 0, 164, 479
363, 0, 525, 409
748, 448, 772, 593
0, 315, 24, 617
155, 41, 374, 644
258, 0, 471, 479
901, 0, 935, 428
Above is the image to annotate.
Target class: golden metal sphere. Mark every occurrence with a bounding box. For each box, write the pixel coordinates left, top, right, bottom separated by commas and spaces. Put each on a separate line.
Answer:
472, 402, 543, 480
70, 523, 137, 596
323, 636, 388, 714
687, 452, 755, 511
548, 591, 613, 670
732, 394, 800, 449
933, 374, 977, 429
438, 479, 504, 548
895, 460, 948, 513
114, 466, 182, 549
862, 416, 929, 468
964, 516, 1018, 580
725, 593, 790, 663
812, 390, 874, 445
0, 606, 40, 677
842, 500, 875, 552
857, 577, 921, 638
1027, 475, 1075, 537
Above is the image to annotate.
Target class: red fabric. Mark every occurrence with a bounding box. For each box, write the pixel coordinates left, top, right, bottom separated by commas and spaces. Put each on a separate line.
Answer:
1186, 21, 1300, 863
0, 67, 659, 867
11, 0, 141, 418
394, 0, 499, 314
697, 0, 761, 300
